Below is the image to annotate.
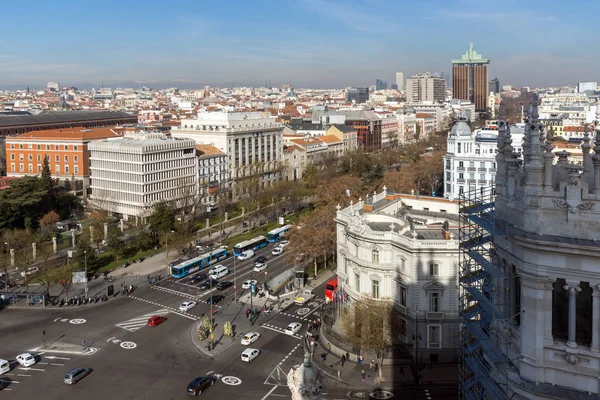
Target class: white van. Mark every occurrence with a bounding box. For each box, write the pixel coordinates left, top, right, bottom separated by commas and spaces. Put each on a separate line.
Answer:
237, 250, 255, 261
0, 359, 10, 374
209, 265, 229, 280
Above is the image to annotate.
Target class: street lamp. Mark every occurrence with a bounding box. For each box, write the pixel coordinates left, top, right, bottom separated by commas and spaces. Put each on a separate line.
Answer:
84, 250, 88, 297
209, 278, 214, 351
233, 255, 237, 302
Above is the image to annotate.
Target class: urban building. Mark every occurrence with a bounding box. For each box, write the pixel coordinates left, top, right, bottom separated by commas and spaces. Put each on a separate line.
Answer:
346, 87, 369, 104
415, 113, 436, 140
196, 144, 229, 211
282, 145, 306, 181
376, 78, 388, 91
396, 72, 404, 91
391, 84, 399, 90
489, 77, 500, 94
0, 111, 137, 136
406, 73, 446, 103
335, 189, 460, 363
452, 43, 490, 112
396, 108, 418, 144
378, 113, 400, 147
325, 124, 358, 153
459, 100, 600, 399
411, 103, 452, 132
171, 112, 284, 197
89, 131, 197, 220
578, 81, 597, 93
5, 127, 124, 192
339, 111, 382, 149
443, 112, 524, 200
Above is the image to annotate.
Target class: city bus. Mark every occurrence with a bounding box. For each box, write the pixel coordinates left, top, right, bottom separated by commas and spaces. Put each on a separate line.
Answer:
266, 225, 292, 243
170, 247, 228, 279
233, 236, 268, 256
325, 276, 338, 303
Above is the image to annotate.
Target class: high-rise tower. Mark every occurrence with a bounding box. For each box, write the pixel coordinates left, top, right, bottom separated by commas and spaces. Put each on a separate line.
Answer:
452, 43, 490, 112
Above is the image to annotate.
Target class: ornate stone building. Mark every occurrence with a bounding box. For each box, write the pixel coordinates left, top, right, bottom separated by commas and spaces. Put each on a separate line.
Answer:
335, 190, 460, 363
459, 97, 600, 399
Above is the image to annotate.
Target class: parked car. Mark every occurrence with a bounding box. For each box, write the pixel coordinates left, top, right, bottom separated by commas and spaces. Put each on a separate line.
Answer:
189, 273, 208, 284
240, 332, 261, 346
216, 281, 233, 290
285, 322, 302, 335
20, 266, 39, 277
294, 253, 306, 263
279, 240, 290, 248
16, 353, 36, 367
63, 368, 92, 384
242, 279, 258, 290
294, 290, 315, 305
147, 315, 167, 327
178, 301, 198, 312
255, 255, 267, 264
198, 279, 220, 290
186, 376, 216, 396
206, 295, 225, 305
241, 348, 260, 363
271, 247, 284, 256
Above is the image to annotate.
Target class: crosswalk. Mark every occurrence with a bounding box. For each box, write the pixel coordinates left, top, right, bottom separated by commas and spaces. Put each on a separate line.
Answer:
115, 309, 170, 332
260, 323, 302, 340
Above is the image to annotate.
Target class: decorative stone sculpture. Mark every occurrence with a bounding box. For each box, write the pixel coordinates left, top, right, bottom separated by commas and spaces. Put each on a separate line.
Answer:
287, 352, 327, 400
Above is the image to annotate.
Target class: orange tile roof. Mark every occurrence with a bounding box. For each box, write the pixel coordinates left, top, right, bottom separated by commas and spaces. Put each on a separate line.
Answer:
196, 144, 225, 156
7, 126, 124, 141
290, 137, 324, 146
284, 145, 305, 153
415, 113, 434, 119
320, 134, 341, 144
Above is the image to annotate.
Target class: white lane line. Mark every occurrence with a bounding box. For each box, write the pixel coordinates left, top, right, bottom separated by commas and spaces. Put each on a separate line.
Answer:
269, 395, 287, 397
43, 356, 70, 360
260, 324, 302, 340
0, 380, 19, 383
17, 374, 31, 377
261, 385, 278, 400
38, 362, 48, 365
51, 363, 64, 366
303, 306, 322, 319
19, 367, 45, 371
129, 296, 198, 321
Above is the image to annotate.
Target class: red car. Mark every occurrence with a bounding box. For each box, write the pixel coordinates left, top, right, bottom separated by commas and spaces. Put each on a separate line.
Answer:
147, 315, 167, 327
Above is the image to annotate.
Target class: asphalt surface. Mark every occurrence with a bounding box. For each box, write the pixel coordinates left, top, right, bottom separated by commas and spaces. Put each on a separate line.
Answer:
0, 243, 457, 399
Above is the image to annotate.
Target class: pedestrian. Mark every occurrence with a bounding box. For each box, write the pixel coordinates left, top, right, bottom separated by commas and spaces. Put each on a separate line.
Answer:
321, 353, 326, 362
361, 369, 366, 382
357, 354, 363, 365
82, 340, 86, 350
345, 351, 350, 361
337, 370, 341, 380
370, 359, 375, 369
374, 362, 379, 373
327, 342, 331, 353
341, 354, 346, 367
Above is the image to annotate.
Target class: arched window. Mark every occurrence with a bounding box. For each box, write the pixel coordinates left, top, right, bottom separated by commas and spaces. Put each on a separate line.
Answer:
372, 249, 379, 263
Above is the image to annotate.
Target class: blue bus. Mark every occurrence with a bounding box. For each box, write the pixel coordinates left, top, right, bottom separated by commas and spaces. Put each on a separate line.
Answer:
266, 225, 291, 243
170, 247, 228, 279
233, 236, 268, 256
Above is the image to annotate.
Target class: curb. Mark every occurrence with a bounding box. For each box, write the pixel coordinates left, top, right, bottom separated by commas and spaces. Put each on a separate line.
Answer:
190, 319, 214, 358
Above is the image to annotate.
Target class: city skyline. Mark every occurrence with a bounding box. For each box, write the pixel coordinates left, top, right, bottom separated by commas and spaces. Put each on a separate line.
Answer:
0, 0, 598, 89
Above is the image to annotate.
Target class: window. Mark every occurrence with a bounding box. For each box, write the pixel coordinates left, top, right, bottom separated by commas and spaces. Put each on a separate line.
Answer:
398, 318, 406, 337
429, 262, 439, 276
55, 155, 60, 162
64, 155, 69, 162
400, 286, 407, 307
371, 280, 380, 299
74, 155, 78, 162
74, 166, 79, 175
475, 149, 480, 154
446, 172, 450, 181
429, 292, 440, 312
37, 144, 41, 150
46, 145, 50, 150
10, 163, 15, 172
372, 249, 379, 263
74, 146, 78, 151
445, 159, 450, 169
457, 143, 461, 153
343, 257, 348, 275
459, 186, 464, 194
428, 325, 441, 349
28, 154, 32, 161
28, 164, 33, 173
37, 164, 41, 173
19, 163, 24, 172
65, 165, 69, 174
19, 154, 24, 161
480, 174, 485, 181
458, 161, 464, 168
354, 272, 360, 291
10, 154, 14, 160
399, 257, 406, 271
55, 165, 60, 174
10, 144, 14, 149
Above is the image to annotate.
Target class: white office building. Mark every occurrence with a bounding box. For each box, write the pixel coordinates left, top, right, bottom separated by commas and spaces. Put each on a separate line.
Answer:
578, 81, 597, 93
406, 72, 446, 103
396, 72, 404, 91
172, 112, 284, 196
196, 144, 229, 210
443, 112, 524, 200
89, 131, 198, 219
335, 190, 460, 363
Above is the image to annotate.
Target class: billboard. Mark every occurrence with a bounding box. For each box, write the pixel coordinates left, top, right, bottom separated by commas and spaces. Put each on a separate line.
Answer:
72, 271, 87, 284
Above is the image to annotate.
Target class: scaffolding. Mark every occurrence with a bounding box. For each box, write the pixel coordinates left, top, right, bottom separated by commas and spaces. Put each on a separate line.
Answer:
458, 187, 517, 400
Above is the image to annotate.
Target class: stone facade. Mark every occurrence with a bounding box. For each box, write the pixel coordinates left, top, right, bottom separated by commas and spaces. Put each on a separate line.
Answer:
335, 190, 460, 363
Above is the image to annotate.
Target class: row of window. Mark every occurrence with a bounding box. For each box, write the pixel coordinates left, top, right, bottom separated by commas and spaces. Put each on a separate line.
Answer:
9, 143, 79, 151
347, 250, 440, 276
11, 153, 78, 163
11, 163, 78, 175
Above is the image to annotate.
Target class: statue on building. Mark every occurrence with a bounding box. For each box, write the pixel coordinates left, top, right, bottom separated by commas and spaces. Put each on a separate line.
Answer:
287, 352, 327, 400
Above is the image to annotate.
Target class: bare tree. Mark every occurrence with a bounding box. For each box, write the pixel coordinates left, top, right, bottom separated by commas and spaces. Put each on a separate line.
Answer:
56, 259, 74, 301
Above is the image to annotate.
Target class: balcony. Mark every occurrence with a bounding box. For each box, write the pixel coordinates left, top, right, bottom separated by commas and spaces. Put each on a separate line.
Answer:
457, 179, 465, 184
489, 168, 497, 173
426, 312, 444, 320
457, 167, 465, 172
478, 168, 487, 172
467, 179, 476, 184
478, 180, 487, 184
467, 167, 476, 172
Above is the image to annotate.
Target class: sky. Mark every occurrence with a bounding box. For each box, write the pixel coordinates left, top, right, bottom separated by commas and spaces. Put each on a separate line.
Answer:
0, 0, 597, 90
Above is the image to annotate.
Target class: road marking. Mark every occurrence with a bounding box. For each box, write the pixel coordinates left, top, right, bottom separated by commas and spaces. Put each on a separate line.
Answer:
296, 307, 310, 316
260, 323, 302, 340
129, 296, 198, 321
261, 385, 278, 399
50, 363, 64, 366
69, 318, 87, 324
44, 356, 70, 360
303, 306, 322, 319
0, 380, 18, 384
17, 374, 31, 377
115, 309, 170, 332
120, 341, 137, 350
151, 285, 202, 299
38, 362, 48, 365
221, 376, 242, 385
19, 367, 45, 371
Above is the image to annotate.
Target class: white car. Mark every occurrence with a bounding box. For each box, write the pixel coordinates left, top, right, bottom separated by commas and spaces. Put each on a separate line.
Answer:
271, 247, 284, 256
241, 348, 260, 363
240, 332, 261, 346
253, 262, 268, 272
237, 250, 255, 261
178, 301, 197, 312
294, 290, 315, 305
242, 279, 258, 290
16, 353, 36, 367
278, 240, 290, 248
285, 322, 302, 336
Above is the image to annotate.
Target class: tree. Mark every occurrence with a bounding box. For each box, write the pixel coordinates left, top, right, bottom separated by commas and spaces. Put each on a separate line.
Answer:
74, 234, 96, 274
37, 242, 60, 294
56, 260, 74, 301
302, 163, 318, 189
342, 297, 394, 380
106, 222, 127, 260
39, 210, 61, 241
40, 156, 54, 198
382, 170, 416, 194
148, 201, 175, 247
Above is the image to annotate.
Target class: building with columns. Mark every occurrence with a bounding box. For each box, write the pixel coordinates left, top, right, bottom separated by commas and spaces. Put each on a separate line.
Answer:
171, 112, 284, 198
89, 131, 197, 220
459, 98, 600, 399
335, 190, 460, 363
